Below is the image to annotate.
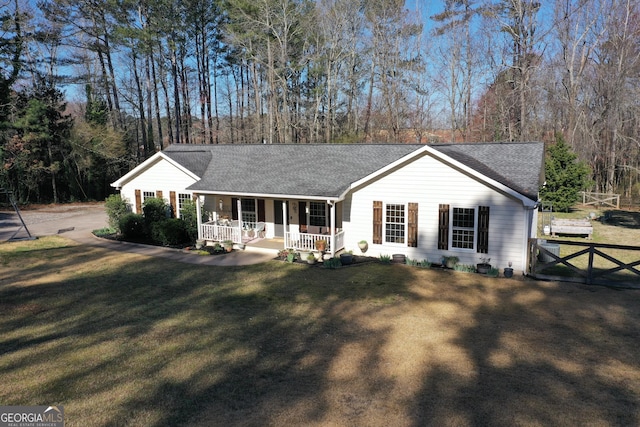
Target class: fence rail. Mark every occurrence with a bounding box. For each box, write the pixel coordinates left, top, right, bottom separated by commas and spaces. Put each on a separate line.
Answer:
581, 191, 620, 209
528, 238, 640, 288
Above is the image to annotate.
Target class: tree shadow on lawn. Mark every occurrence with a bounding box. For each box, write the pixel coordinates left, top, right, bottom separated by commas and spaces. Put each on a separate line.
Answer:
2, 241, 640, 426
408, 280, 640, 426
603, 210, 640, 230
0, 243, 417, 425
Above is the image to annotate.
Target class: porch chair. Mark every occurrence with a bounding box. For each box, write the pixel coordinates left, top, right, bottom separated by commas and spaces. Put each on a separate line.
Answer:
254, 222, 266, 238
307, 225, 321, 235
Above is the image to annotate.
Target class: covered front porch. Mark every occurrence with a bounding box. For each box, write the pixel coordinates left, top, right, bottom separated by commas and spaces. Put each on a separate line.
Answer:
194, 195, 345, 257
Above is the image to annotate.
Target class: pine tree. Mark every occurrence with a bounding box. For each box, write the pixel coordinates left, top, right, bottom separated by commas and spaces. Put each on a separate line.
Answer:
540, 134, 591, 212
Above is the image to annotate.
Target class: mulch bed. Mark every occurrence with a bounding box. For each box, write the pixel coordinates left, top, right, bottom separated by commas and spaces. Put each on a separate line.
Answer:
277, 254, 380, 267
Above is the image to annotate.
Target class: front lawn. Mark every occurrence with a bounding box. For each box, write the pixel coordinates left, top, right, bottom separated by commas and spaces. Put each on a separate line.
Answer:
1, 236, 640, 426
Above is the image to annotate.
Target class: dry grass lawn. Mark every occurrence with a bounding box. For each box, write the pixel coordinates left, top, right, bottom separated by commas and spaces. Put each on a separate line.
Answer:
1, 235, 640, 426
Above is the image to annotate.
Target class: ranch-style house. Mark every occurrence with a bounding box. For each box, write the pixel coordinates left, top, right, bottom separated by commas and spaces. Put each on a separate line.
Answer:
111, 142, 544, 272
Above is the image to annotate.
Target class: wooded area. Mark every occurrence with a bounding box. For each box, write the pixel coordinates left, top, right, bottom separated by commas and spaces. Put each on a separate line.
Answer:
1, 0, 639, 204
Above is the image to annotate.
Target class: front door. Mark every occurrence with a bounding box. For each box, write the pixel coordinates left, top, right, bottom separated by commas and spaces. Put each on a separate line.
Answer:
273, 200, 289, 237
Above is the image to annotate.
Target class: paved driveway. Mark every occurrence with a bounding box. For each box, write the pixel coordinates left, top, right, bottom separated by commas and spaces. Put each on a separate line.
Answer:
0, 203, 108, 241
0, 203, 274, 266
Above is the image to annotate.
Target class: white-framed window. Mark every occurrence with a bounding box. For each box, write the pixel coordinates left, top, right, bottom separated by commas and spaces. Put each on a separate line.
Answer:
241, 198, 257, 225
178, 193, 191, 217
451, 207, 476, 250
373, 201, 418, 247
309, 201, 326, 226
142, 191, 155, 202
385, 203, 405, 244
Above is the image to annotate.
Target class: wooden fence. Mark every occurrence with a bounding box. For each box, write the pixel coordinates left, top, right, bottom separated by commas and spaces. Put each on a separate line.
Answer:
581, 191, 620, 209
528, 238, 640, 288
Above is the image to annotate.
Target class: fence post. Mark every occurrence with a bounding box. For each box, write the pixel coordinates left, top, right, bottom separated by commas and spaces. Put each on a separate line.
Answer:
587, 245, 595, 285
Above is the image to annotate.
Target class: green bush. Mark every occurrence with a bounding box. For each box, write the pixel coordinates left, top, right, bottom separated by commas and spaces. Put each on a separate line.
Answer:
379, 254, 392, 264
179, 200, 200, 242
105, 194, 130, 230
119, 213, 146, 240
93, 227, 116, 237
142, 197, 168, 224
454, 264, 476, 273
323, 257, 342, 269
151, 218, 189, 246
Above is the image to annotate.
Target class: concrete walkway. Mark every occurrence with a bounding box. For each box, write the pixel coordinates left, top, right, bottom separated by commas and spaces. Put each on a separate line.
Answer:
0, 203, 276, 266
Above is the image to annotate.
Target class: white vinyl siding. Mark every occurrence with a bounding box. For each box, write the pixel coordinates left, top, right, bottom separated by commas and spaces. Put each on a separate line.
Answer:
345, 152, 529, 270
117, 157, 198, 215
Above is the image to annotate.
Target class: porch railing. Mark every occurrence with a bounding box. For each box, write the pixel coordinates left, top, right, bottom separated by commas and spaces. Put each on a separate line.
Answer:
285, 230, 345, 253
200, 222, 242, 243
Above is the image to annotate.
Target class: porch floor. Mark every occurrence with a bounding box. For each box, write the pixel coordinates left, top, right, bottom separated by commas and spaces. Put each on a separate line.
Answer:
245, 237, 284, 254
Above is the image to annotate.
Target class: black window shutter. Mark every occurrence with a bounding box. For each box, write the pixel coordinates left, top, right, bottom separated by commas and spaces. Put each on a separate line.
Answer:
257, 199, 266, 222
477, 206, 490, 254
438, 204, 449, 250
232, 197, 238, 220
298, 201, 307, 226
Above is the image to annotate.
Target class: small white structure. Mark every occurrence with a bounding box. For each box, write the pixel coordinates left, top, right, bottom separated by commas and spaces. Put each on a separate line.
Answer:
111, 142, 545, 272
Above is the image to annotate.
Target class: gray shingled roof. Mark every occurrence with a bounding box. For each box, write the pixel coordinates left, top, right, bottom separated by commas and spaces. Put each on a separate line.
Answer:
178, 144, 419, 198
163, 149, 212, 177
163, 142, 543, 201
433, 142, 544, 200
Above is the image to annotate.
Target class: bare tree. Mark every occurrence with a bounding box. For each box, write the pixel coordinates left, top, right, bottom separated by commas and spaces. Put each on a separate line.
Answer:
363, 0, 423, 142
486, 0, 546, 141
431, 0, 488, 141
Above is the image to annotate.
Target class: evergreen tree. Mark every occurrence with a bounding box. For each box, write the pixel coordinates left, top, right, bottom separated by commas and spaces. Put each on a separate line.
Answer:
0, 0, 23, 131
5, 77, 73, 203
540, 134, 591, 212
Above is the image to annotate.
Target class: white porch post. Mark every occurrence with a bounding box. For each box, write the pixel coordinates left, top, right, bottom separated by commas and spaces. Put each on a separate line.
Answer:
236, 198, 243, 230
282, 201, 288, 248
195, 193, 202, 240
329, 200, 336, 257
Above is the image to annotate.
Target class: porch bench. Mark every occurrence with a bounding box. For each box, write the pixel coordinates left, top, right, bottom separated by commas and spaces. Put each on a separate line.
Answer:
551, 219, 593, 239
